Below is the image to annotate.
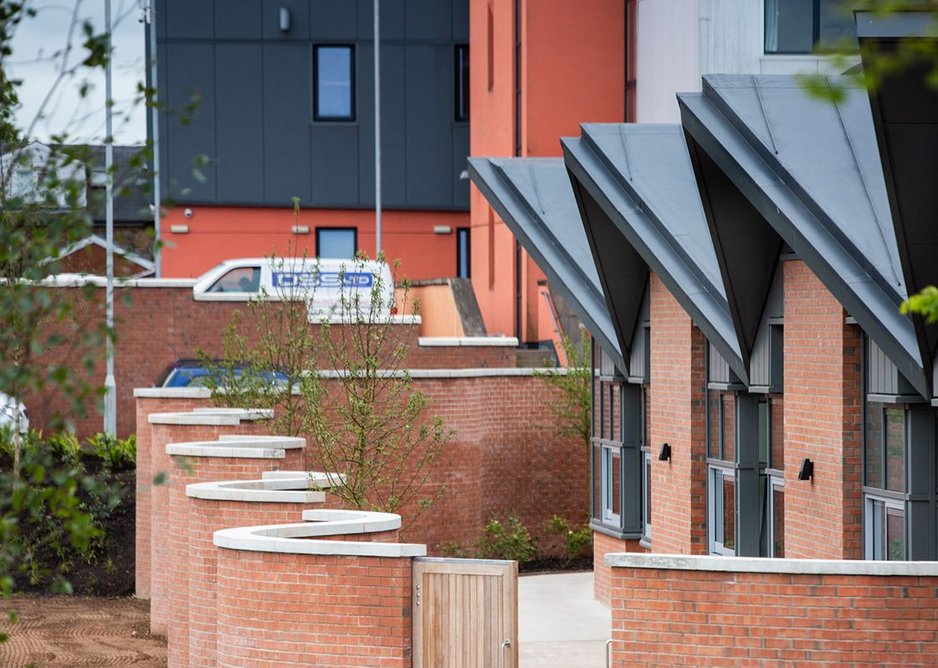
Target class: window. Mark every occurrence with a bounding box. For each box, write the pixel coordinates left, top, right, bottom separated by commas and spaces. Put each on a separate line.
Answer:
314, 46, 354, 121
455, 46, 470, 122
456, 227, 470, 278
208, 266, 261, 293
316, 228, 356, 259
764, 0, 857, 54
589, 340, 645, 538
709, 466, 736, 555
864, 402, 908, 560
641, 387, 651, 541
760, 397, 785, 557
866, 496, 905, 560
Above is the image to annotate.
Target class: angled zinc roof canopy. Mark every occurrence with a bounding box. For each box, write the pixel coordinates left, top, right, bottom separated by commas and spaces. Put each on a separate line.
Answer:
679, 74, 926, 398
563, 123, 746, 383
467, 157, 624, 370
858, 9, 938, 397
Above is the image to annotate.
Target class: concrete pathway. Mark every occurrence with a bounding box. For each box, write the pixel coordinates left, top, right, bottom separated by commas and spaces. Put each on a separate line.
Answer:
518, 571, 611, 668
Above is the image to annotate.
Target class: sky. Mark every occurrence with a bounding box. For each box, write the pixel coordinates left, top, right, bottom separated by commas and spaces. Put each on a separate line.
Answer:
7, 0, 148, 145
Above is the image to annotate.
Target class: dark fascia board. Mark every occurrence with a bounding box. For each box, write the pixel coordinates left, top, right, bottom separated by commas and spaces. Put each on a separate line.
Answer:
467, 156, 625, 371
561, 128, 748, 384
678, 86, 928, 398
858, 9, 938, 397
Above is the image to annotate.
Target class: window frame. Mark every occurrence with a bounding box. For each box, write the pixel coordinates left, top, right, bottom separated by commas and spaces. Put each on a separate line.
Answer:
763, 0, 857, 55
456, 227, 471, 278
313, 44, 356, 122
708, 463, 736, 556
864, 493, 906, 561
315, 227, 358, 259
454, 45, 470, 123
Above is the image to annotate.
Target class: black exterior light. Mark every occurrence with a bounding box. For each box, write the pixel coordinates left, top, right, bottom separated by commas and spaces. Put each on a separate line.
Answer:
798, 458, 814, 481
658, 442, 672, 462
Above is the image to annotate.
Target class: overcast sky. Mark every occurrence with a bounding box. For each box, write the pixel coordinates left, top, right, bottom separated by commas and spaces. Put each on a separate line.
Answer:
8, 0, 148, 145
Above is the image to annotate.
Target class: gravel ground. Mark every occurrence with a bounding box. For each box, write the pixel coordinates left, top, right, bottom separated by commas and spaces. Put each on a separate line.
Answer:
0, 596, 166, 667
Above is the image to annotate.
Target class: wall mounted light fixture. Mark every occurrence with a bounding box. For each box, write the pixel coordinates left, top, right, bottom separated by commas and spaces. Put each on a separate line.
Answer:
658, 442, 671, 462
279, 7, 291, 32
798, 458, 814, 481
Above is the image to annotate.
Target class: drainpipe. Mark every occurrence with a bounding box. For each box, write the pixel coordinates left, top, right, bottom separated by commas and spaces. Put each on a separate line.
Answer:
513, 0, 522, 342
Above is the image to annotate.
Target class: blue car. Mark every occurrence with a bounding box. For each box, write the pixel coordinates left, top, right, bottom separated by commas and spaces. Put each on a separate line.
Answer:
156, 359, 289, 389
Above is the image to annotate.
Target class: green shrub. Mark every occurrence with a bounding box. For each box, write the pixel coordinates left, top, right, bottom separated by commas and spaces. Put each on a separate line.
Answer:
85, 433, 136, 471
476, 515, 537, 563
47, 432, 82, 465
545, 515, 592, 562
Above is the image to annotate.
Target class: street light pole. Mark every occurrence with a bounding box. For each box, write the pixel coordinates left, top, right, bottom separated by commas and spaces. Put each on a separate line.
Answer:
146, 0, 161, 277
374, 0, 381, 256
103, 0, 116, 436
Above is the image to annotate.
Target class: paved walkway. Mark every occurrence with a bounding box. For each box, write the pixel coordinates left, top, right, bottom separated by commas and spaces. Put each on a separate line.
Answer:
519, 571, 611, 668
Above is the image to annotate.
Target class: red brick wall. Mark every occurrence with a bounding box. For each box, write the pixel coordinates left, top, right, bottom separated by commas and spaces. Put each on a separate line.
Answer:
148, 423, 301, 636
134, 397, 206, 599
609, 564, 938, 666
593, 532, 645, 606
136, 372, 587, 565
215, 550, 413, 668
186, 496, 326, 667
783, 260, 863, 559
25, 284, 518, 439
648, 273, 708, 555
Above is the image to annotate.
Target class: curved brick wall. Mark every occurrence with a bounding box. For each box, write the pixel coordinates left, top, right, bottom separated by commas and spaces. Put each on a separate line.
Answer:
150, 428, 302, 639
213, 511, 422, 668
184, 478, 330, 667
607, 554, 938, 667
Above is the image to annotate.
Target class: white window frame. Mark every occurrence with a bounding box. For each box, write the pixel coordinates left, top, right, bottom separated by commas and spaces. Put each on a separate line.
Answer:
601, 444, 621, 525
764, 474, 784, 557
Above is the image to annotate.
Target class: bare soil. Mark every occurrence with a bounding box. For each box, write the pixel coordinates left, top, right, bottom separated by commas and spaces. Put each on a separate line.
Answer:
0, 596, 166, 667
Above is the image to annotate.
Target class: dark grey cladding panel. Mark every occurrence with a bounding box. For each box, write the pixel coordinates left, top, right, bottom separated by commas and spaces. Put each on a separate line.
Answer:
678, 77, 926, 398
467, 157, 623, 370
215, 43, 264, 203
215, 0, 262, 39
859, 10, 938, 396
562, 126, 747, 383
684, 122, 784, 364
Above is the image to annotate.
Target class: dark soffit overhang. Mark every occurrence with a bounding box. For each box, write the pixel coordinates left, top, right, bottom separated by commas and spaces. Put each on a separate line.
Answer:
467, 156, 624, 371
858, 9, 938, 396
679, 74, 927, 398
562, 123, 747, 383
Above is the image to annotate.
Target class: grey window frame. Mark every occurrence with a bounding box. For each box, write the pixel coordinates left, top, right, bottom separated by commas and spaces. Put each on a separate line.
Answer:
708, 463, 736, 556
763, 0, 857, 55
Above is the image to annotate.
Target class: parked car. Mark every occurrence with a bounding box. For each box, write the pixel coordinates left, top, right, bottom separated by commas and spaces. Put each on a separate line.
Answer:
155, 359, 289, 389
191, 257, 396, 320
0, 392, 28, 434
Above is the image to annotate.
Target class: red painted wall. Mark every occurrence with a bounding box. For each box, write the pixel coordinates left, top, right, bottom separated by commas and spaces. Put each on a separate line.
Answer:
469, 0, 626, 343
160, 206, 468, 280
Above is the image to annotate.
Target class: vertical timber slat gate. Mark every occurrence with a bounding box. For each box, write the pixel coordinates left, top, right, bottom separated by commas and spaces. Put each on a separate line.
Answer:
412, 557, 518, 668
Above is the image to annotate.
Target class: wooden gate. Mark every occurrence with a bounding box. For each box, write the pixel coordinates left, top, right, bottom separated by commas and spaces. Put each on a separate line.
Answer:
412, 557, 518, 668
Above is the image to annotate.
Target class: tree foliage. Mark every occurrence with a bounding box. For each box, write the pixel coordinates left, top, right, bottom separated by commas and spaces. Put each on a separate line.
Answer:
535, 333, 592, 451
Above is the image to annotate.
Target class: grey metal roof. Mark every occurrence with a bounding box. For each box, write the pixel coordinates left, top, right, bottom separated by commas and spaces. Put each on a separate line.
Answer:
467, 157, 624, 370
563, 123, 747, 383
859, 9, 938, 397
679, 74, 926, 397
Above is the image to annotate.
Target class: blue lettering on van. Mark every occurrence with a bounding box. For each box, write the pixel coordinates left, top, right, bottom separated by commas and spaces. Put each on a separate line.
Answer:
272, 271, 374, 289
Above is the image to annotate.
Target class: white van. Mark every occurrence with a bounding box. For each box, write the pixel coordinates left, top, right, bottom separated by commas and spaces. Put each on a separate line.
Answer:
192, 257, 396, 320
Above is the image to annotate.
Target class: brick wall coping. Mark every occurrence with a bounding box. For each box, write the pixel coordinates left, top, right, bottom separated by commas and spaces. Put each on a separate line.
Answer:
216, 435, 305, 447
417, 336, 520, 347
186, 472, 336, 502
39, 276, 196, 288
213, 509, 427, 558
133, 367, 566, 398
147, 408, 273, 425
165, 436, 304, 458
606, 553, 938, 577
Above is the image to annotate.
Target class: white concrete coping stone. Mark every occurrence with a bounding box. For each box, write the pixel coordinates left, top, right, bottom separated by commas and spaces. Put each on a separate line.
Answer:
213, 509, 426, 558
217, 434, 305, 449
313, 314, 421, 326
186, 474, 330, 503
135, 387, 212, 399
134, 367, 555, 400
418, 336, 520, 347
165, 439, 287, 459
191, 407, 274, 420
605, 553, 938, 577
40, 275, 196, 288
